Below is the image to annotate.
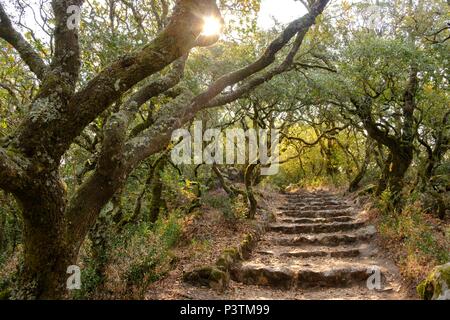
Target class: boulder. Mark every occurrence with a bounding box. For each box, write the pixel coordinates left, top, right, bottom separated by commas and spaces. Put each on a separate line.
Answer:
417, 263, 450, 300
182, 266, 229, 291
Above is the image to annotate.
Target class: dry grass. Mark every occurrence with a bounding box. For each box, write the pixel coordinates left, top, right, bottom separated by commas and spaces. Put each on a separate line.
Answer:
371, 200, 449, 288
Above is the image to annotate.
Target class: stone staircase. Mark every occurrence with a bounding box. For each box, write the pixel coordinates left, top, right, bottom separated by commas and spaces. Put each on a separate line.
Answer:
230, 190, 396, 294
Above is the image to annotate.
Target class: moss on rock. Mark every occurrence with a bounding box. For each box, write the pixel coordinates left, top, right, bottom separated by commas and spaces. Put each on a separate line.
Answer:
417, 263, 450, 300
216, 247, 242, 271
183, 222, 267, 293
0, 288, 11, 300
241, 233, 257, 259
183, 266, 229, 291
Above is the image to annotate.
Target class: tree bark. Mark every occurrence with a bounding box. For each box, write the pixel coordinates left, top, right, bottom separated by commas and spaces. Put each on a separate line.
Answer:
14, 175, 74, 299
148, 156, 167, 224
245, 164, 258, 219
348, 139, 373, 192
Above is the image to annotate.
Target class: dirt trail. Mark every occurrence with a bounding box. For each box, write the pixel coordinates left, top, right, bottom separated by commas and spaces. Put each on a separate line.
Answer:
155, 190, 412, 300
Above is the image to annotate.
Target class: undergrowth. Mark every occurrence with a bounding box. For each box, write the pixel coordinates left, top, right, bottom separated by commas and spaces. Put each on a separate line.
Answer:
73, 211, 183, 299
375, 189, 449, 285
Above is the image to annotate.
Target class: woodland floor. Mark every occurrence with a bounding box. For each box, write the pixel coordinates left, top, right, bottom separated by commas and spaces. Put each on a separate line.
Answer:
145, 188, 415, 300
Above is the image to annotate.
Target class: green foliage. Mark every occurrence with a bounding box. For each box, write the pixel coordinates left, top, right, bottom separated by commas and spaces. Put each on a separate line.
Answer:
154, 211, 183, 248
204, 193, 235, 219
121, 214, 181, 294
378, 188, 395, 213
71, 210, 183, 299
0, 195, 21, 266
126, 247, 164, 285
203, 192, 247, 220
71, 263, 103, 300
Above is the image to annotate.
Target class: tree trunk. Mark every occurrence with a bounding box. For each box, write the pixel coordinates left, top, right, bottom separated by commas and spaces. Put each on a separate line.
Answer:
349, 161, 368, 193
14, 176, 73, 299
148, 157, 166, 224
0, 207, 5, 253
376, 146, 413, 205
245, 164, 258, 219
88, 213, 110, 288
348, 139, 372, 192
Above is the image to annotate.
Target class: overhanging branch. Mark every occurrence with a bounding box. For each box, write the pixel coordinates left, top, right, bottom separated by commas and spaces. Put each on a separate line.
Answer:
0, 3, 49, 80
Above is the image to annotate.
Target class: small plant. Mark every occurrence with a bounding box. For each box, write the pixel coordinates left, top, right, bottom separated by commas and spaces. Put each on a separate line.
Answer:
378, 188, 394, 214
71, 263, 103, 300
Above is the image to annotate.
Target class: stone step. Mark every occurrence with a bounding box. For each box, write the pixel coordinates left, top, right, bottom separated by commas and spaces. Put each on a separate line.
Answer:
256, 245, 368, 259
231, 261, 385, 289
284, 199, 341, 203
287, 201, 343, 206
247, 251, 379, 266
284, 204, 350, 210
284, 198, 340, 203
284, 205, 352, 211
282, 209, 354, 218
268, 226, 377, 247
279, 216, 354, 224
285, 194, 338, 197
281, 205, 352, 211
270, 221, 366, 234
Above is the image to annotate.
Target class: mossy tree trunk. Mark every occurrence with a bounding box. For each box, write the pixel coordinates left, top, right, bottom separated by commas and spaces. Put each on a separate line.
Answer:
351, 68, 417, 206
245, 164, 258, 219
148, 156, 167, 224
14, 175, 75, 299
348, 139, 373, 192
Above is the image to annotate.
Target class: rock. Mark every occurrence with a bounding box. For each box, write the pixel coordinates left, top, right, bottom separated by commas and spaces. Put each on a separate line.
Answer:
240, 233, 256, 259
231, 264, 295, 289
417, 263, 450, 300
216, 248, 241, 271
270, 221, 365, 234
183, 266, 229, 291
183, 227, 266, 293
297, 266, 376, 288
0, 288, 11, 300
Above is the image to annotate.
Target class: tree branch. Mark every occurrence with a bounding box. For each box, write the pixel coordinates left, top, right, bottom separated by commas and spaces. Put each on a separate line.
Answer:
65, 0, 330, 249
12, 0, 221, 162
126, 0, 330, 169
350, 97, 399, 150
282, 125, 348, 146
66, 56, 189, 246
50, 0, 84, 90
206, 27, 309, 108
0, 3, 49, 80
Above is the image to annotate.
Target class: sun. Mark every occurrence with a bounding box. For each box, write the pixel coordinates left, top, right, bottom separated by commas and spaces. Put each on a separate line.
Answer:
201, 16, 223, 36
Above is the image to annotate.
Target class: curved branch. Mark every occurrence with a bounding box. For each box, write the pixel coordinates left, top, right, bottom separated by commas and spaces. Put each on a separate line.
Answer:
0, 3, 49, 80
126, 0, 330, 169
281, 125, 348, 146
193, 0, 329, 109
350, 97, 399, 150
12, 0, 221, 161
206, 28, 308, 108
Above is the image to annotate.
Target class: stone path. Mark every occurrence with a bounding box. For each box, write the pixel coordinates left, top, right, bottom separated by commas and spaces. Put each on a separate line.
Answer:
226, 190, 409, 299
